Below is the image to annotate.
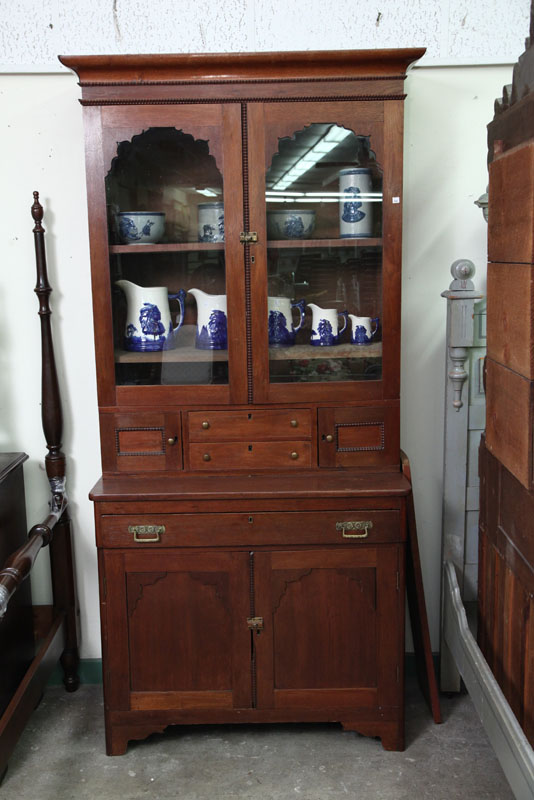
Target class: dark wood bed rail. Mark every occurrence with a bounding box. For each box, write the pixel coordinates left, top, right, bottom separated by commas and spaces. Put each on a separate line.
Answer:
0, 192, 79, 783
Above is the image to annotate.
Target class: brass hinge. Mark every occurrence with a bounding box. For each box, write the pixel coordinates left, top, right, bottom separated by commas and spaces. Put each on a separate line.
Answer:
247, 616, 264, 631
239, 231, 258, 244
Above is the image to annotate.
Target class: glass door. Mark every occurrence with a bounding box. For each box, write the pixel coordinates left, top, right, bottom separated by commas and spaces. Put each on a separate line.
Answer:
96, 104, 246, 405
248, 101, 400, 404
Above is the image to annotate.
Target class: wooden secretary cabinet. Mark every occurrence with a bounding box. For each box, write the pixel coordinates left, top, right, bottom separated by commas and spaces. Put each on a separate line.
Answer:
60, 48, 424, 754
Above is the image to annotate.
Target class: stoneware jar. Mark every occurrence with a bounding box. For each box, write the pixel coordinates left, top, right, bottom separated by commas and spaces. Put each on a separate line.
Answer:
198, 202, 225, 243
339, 168, 373, 238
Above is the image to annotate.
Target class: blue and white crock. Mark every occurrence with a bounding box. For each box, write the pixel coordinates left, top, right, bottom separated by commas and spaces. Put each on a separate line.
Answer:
116, 280, 185, 352
188, 288, 227, 350
267, 297, 306, 347
116, 212, 165, 244
339, 168, 373, 238
307, 304, 348, 346
349, 315, 379, 345
198, 202, 224, 243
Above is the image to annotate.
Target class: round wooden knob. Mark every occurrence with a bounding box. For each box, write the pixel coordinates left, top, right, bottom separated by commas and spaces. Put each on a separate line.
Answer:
325, 434, 334, 443
203, 453, 211, 462
202, 421, 210, 430
290, 419, 298, 428
290, 451, 299, 460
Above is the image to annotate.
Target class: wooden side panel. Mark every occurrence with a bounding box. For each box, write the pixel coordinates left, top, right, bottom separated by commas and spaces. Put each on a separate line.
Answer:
486, 262, 534, 379
485, 358, 533, 490
478, 441, 534, 748
488, 141, 534, 264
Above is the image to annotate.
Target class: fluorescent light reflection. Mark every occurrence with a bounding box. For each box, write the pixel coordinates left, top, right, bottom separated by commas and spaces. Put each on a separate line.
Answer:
270, 125, 353, 191
266, 192, 383, 203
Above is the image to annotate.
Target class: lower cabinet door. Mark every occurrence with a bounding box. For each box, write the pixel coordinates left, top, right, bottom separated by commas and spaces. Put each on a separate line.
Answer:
101, 549, 253, 711
101, 544, 403, 719
253, 546, 403, 712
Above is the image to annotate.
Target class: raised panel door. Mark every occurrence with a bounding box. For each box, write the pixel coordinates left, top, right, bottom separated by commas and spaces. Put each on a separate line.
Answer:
253, 546, 403, 714
101, 549, 252, 713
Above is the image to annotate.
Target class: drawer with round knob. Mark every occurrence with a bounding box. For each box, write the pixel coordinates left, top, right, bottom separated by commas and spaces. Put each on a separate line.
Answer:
187, 440, 312, 470
187, 409, 311, 442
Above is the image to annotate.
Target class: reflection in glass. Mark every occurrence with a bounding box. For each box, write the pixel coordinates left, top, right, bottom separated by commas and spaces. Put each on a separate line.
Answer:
265, 124, 383, 384
106, 127, 228, 386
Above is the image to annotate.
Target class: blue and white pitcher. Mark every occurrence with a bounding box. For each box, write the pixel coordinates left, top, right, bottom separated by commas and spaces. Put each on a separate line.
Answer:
115, 279, 185, 352
188, 288, 228, 350
268, 297, 306, 347
349, 315, 379, 345
308, 304, 348, 346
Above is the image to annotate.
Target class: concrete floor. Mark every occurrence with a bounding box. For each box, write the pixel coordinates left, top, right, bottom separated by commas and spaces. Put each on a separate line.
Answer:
1, 676, 513, 800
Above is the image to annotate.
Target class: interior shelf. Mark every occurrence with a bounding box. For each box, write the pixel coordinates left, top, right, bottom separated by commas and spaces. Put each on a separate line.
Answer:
115, 341, 382, 364
109, 242, 225, 254
266, 237, 382, 249
109, 238, 382, 254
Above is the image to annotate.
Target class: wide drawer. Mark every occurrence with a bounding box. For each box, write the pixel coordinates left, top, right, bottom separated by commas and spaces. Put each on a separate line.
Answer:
98, 510, 403, 548
188, 441, 313, 470
187, 409, 312, 441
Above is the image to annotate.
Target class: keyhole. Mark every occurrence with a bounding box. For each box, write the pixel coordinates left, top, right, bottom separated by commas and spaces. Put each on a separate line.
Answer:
248, 413, 252, 420
251, 255, 255, 263
248, 445, 253, 452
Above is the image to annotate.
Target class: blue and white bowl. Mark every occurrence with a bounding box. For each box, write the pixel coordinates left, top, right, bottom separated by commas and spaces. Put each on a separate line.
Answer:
267, 209, 316, 240
117, 211, 166, 244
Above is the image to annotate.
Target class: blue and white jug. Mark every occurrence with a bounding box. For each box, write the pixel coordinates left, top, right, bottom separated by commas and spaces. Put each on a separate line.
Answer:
268, 297, 306, 347
349, 315, 379, 345
308, 304, 348, 346
188, 288, 227, 350
115, 280, 185, 352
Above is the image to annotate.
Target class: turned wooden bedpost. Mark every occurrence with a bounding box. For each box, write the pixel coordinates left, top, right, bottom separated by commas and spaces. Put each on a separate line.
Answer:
32, 191, 80, 691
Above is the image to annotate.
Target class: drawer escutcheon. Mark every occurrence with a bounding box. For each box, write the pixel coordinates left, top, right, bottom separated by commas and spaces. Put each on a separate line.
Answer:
129, 524, 165, 542
335, 520, 373, 539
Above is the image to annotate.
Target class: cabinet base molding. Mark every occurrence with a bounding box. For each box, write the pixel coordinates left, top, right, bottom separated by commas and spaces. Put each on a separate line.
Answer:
105, 706, 404, 756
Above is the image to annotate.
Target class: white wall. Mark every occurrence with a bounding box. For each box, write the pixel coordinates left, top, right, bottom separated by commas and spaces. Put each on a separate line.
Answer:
0, 0, 524, 659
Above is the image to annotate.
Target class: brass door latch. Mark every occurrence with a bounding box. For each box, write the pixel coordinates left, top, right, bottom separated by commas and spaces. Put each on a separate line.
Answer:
247, 616, 264, 631
239, 231, 258, 244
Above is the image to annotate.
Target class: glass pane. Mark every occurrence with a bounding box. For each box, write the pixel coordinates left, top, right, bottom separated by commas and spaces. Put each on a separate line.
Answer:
265, 124, 382, 384
106, 128, 228, 386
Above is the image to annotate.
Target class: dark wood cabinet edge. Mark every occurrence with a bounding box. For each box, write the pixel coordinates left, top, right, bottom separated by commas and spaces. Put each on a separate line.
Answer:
0, 453, 28, 482
89, 470, 411, 502
59, 49, 426, 84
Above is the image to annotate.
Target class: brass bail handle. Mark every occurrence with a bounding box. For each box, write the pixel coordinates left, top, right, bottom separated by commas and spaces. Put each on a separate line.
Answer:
129, 524, 165, 543
335, 521, 373, 539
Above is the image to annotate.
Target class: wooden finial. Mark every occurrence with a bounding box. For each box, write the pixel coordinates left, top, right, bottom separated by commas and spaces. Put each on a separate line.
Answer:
31, 190, 44, 232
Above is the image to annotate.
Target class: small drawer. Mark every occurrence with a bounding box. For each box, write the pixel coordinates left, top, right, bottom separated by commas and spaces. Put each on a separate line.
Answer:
187, 409, 311, 441
318, 406, 399, 469
98, 510, 402, 548
188, 441, 312, 470
100, 412, 182, 474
